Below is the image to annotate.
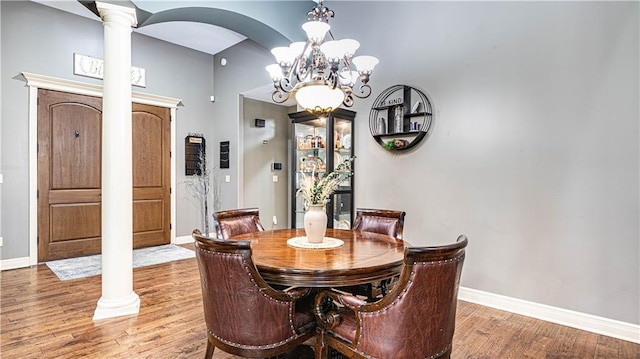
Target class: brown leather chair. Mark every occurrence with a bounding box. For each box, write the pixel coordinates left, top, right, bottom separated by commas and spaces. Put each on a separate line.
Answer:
192, 229, 316, 358
342, 208, 406, 299
213, 207, 265, 239
314, 235, 468, 359
352, 208, 406, 241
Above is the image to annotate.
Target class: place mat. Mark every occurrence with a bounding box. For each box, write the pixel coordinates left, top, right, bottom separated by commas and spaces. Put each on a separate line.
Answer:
287, 236, 344, 249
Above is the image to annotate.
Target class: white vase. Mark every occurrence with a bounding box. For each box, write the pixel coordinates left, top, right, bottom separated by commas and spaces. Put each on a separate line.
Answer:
304, 204, 327, 243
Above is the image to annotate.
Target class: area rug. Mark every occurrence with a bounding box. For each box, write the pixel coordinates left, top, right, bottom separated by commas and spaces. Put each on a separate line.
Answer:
46, 244, 195, 281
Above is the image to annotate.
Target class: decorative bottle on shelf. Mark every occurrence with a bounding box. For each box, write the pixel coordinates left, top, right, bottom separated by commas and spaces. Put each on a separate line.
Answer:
394, 105, 404, 133
377, 117, 387, 135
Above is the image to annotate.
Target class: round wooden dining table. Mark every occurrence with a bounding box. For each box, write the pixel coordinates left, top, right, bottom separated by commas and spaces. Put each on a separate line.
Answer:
230, 228, 407, 288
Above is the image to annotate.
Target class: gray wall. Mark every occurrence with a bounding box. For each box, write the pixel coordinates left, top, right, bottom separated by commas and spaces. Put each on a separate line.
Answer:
0, 1, 215, 260
1, 0, 638, 326
241, 98, 293, 229
211, 1, 639, 325
211, 39, 277, 209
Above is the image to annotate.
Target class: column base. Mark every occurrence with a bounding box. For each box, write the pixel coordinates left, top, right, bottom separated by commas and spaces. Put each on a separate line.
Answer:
93, 292, 140, 321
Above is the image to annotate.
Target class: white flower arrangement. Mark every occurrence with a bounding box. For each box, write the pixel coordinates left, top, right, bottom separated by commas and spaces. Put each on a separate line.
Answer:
297, 156, 355, 209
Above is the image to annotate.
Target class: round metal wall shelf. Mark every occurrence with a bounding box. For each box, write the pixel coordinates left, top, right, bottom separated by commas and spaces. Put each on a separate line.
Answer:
368, 85, 433, 151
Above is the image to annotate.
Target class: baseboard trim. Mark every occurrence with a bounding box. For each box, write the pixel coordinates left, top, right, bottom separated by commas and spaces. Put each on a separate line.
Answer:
0, 257, 32, 271
459, 286, 640, 344
173, 235, 193, 245
174, 232, 216, 245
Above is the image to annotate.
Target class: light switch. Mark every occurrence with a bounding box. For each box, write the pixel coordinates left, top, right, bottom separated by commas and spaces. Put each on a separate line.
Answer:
272, 175, 278, 182
0, 174, 3, 184
225, 175, 231, 183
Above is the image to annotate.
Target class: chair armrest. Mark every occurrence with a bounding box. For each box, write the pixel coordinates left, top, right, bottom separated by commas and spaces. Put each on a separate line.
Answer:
283, 287, 312, 300
314, 289, 367, 329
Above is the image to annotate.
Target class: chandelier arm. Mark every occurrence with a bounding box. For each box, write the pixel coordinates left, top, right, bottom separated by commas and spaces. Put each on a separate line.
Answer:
350, 84, 372, 99
342, 93, 354, 108
271, 88, 293, 104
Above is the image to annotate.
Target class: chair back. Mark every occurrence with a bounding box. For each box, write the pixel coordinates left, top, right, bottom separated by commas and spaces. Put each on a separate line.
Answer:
352, 208, 406, 240
351, 235, 467, 358
213, 207, 265, 239
192, 229, 314, 357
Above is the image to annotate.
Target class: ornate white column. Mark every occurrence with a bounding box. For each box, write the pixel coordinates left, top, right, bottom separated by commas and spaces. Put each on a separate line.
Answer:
93, 2, 139, 321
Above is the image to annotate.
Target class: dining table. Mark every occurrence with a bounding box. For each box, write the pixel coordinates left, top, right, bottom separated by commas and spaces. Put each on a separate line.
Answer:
229, 228, 407, 288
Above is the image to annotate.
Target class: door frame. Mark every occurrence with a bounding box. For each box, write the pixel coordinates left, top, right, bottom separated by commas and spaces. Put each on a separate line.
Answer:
22, 72, 181, 266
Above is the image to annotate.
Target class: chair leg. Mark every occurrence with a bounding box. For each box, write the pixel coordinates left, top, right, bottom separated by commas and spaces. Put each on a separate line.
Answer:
204, 339, 215, 359
314, 328, 329, 359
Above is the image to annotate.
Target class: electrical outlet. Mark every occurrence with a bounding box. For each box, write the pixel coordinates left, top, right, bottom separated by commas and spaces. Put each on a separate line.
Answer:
272, 216, 277, 225
0, 174, 3, 184
225, 175, 230, 183
0, 237, 3, 247
272, 175, 278, 182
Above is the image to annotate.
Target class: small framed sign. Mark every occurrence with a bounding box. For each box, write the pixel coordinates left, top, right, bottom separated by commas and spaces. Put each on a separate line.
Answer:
220, 141, 230, 169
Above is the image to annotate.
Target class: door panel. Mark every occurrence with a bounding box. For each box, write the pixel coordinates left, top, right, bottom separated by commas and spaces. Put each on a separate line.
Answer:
50, 104, 101, 189
133, 200, 164, 232
132, 103, 171, 249
38, 89, 171, 261
50, 204, 101, 241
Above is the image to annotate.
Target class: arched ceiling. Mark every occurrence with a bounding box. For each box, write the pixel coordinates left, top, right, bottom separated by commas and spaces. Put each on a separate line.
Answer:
36, 0, 313, 55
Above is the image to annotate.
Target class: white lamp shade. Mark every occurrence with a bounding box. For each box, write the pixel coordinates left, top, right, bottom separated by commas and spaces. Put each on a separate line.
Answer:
339, 39, 360, 58
319, 40, 342, 62
352, 55, 379, 74
289, 41, 308, 59
265, 64, 283, 81
271, 46, 294, 65
302, 21, 330, 44
295, 83, 345, 112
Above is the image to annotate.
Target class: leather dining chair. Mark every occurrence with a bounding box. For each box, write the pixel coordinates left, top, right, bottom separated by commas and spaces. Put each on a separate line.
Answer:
342, 208, 406, 300
352, 208, 406, 241
213, 207, 265, 239
192, 229, 316, 358
314, 235, 468, 359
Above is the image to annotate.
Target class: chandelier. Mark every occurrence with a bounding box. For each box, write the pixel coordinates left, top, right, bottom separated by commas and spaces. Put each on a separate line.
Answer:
265, 1, 379, 115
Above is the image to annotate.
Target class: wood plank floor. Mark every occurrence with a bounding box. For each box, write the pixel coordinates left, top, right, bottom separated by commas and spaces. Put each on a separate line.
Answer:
2, 248, 638, 359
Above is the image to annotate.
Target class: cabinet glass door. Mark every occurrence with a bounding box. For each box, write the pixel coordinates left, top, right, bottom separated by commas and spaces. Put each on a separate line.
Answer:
293, 119, 327, 228
289, 109, 356, 229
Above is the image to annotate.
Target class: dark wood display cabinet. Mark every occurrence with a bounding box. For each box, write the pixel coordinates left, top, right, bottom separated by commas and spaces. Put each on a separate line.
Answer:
369, 85, 434, 151
289, 109, 356, 229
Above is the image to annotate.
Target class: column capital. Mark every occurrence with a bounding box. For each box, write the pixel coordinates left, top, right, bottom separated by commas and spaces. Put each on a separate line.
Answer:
96, 1, 138, 27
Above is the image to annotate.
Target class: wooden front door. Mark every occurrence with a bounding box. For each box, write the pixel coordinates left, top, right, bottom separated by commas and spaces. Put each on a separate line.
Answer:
37, 89, 171, 261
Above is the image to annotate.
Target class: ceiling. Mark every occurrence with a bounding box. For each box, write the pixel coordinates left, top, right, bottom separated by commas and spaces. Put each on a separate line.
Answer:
31, 0, 309, 105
